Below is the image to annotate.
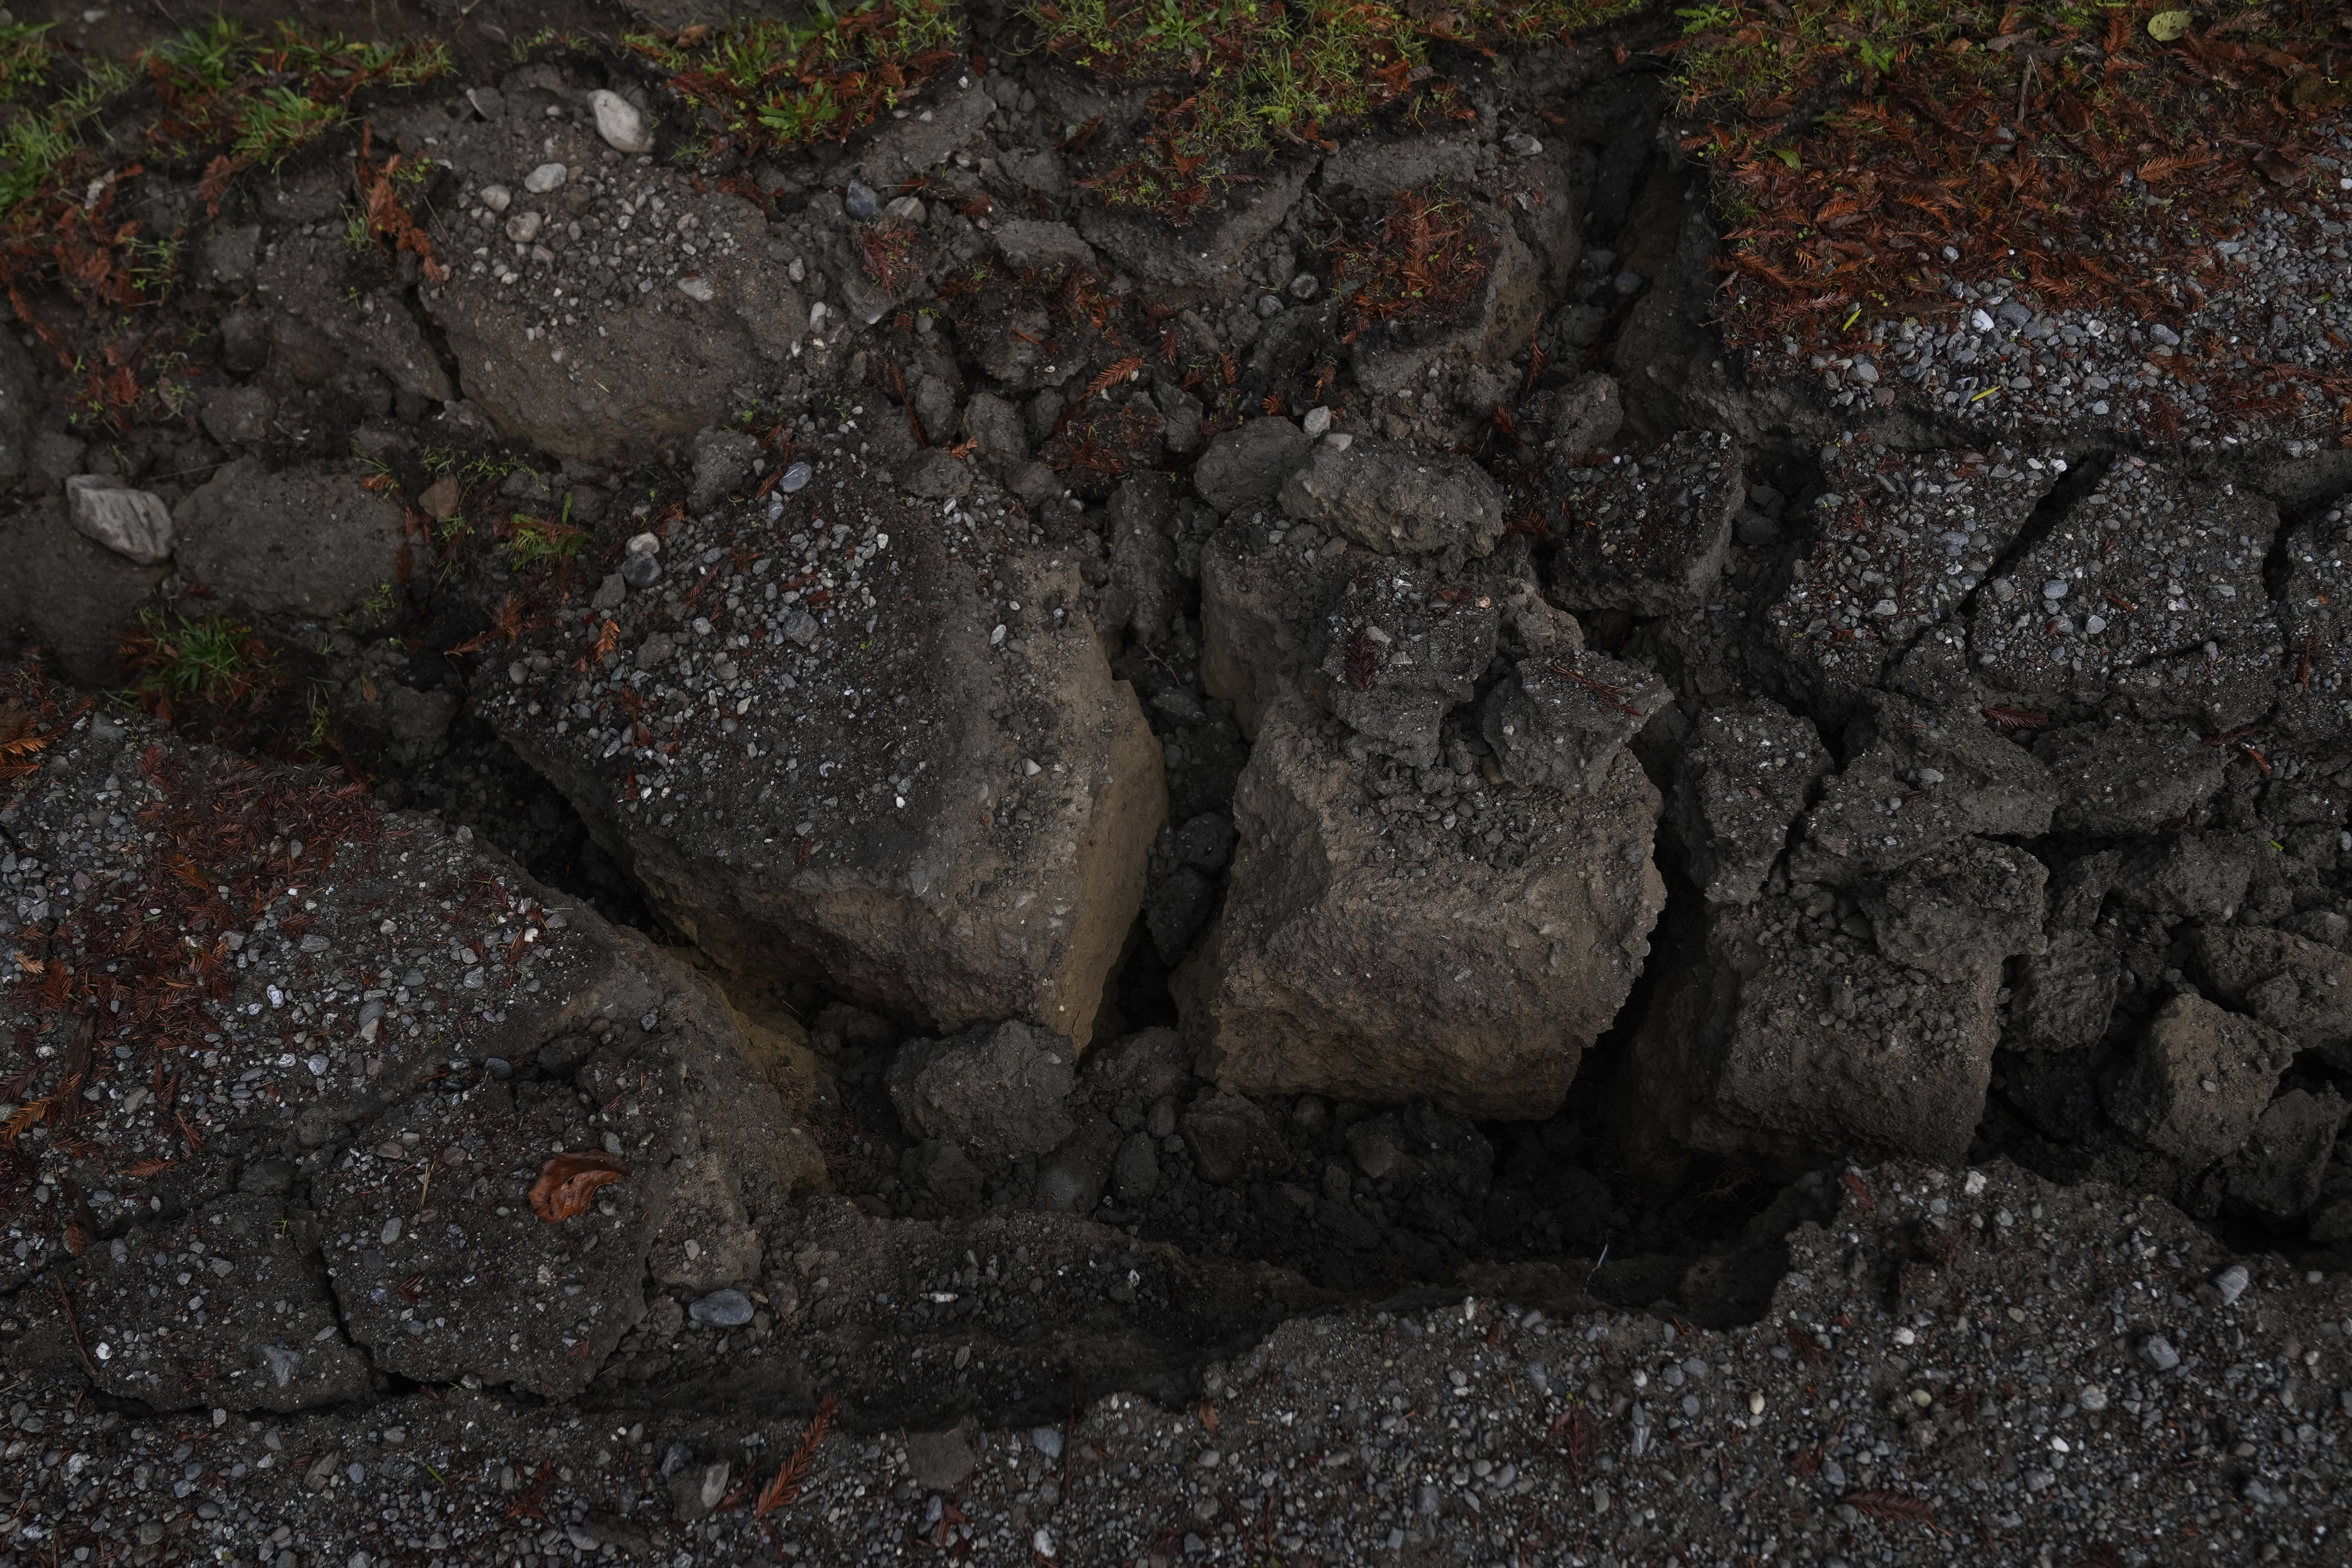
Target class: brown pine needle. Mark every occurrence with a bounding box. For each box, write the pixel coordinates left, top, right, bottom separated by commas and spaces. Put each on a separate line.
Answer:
755, 1395, 838, 1518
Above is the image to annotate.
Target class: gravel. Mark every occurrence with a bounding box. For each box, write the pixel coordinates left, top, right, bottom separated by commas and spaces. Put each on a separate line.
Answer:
7, 1161, 2349, 1565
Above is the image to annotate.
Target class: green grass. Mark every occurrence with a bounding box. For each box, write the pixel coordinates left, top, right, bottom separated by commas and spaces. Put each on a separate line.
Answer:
118, 607, 284, 724
625, 0, 964, 157
509, 513, 589, 570
142, 19, 452, 167
1028, 0, 1645, 222
0, 23, 126, 214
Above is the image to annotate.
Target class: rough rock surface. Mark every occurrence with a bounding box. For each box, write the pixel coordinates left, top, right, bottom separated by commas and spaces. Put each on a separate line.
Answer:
1348, 204, 1544, 397
1627, 886, 2016, 1174
1480, 642, 1670, 795
1764, 441, 2054, 722
1318, 558, 1501, 770
1177, 704, 1664, 1118
171, 459, 406, 618
1539, 430, 1744, 617
0, 687, 818, 1409
1788, 693, 2056, 885
2035, 717, 2226, 836
1968, 458, 2282, 727
1193, 417, 1312, 517
1276, 435, 1506, 559
1666, 699, 1831, 904
886, 1021, 1078, 1163
2185, 924, 2352, 1069
1197, 519, 1355, 737
489, 443, 1164, 1044
2105, 995, 2294, 1170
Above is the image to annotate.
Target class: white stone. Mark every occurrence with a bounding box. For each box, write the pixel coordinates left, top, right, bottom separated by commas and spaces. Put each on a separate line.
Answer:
676, 276, 715, 303
524, 162, 568, 194
480, 184, 512, 213
590, 89, 653, 154
1301, 406, 1332, 438
65, 475, 173, 564
504, 210, 543, 244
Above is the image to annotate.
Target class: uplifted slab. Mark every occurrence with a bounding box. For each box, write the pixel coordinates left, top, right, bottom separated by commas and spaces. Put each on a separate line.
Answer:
1765, 441, 2054, 723
490, 448, 1164, 1044
1176, 703, 1664, 1120
1967, 458, 2281, 727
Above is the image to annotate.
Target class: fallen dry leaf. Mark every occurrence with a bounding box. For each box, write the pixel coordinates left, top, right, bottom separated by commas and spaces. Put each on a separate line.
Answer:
529, 1150, 630, 1222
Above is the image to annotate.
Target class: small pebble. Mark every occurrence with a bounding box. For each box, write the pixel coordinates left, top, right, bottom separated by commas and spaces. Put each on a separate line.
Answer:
523, 162, 567, 194
688, 1289, 754, 1328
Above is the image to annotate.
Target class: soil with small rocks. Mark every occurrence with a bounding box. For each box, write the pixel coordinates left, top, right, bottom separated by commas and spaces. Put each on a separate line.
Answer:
8, 2, 2352, 1566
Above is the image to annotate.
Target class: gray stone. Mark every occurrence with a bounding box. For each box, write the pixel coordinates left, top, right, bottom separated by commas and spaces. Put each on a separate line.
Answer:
686, 1289, 754, 1328
590, 89, 652, 153
688, 428, 762, 512
906, 1431, 978, 1493
1277, 435, 1505, 558
1195, 417, 1312, 516
2106, 995, 2293, 1169
961, 392, 1029, 471
199, 384, 274, 446
65, 475, 175, 565
886, 1022, 1077, 1164
899, 449, 972, 500
991, 219, 1098, 272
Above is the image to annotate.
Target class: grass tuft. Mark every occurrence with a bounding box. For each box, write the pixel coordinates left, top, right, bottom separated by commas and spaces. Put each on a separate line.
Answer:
625, 0, 964, 159
117, 607, 286, 735
1029, 0, 1644, 223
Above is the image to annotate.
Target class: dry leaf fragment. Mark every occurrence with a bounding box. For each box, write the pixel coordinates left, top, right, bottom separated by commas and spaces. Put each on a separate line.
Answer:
1198, 1398, 1219, 1434
2147, 9, 2191, 41
529, 1150, 630, 1222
